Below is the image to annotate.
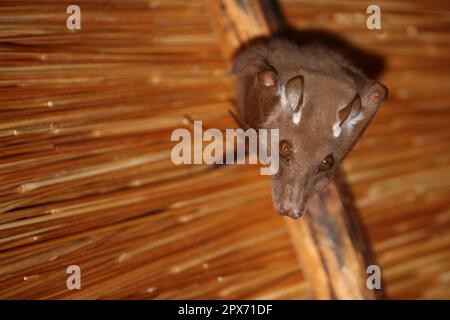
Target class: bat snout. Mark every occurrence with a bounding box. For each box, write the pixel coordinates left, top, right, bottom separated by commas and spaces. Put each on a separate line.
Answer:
272, 179, 310, 219
276, 205, 307, 219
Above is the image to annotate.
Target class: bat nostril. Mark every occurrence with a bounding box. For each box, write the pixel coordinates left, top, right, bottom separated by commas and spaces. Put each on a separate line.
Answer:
277, 206, 288, 216
276, 206, 306, 219
288, 208, 306, 219
289, 210, 300, 219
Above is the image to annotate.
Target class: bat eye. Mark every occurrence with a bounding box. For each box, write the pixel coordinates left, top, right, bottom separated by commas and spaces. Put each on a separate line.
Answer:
279, 140, 293, 159
318, 154, 334, 172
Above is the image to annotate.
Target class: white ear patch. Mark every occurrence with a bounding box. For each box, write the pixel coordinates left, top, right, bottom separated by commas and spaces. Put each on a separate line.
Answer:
347, 111, 364, 128
292, 111, 302, 124
332, 121, 342, 138
332, 111, 364, 138
278, 85, 288, 108
278, 83, 304, 125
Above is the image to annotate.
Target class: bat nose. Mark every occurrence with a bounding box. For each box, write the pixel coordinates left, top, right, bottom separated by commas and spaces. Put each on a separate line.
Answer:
277, 206, 306, 219
287, 208, 305, 219
277, 206, 289, 216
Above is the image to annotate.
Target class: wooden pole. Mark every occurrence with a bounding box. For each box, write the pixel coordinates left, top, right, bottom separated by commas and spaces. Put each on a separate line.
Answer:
206, 0, 380, 299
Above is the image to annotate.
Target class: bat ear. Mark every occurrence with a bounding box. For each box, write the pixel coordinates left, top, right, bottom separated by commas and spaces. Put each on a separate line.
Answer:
251, 68, 279, 126
285, 75, 304, 112
337, 94, 362, 128
232, 50, 281, 128
338, 81, 388, 159
336, 80, 388, 136
353, 80, 388, 132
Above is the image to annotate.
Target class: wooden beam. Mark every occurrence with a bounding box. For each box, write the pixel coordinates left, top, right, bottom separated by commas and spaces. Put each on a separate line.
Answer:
285, 173, 378, 299
206, 0, 381, 299
206, 0, 284, 61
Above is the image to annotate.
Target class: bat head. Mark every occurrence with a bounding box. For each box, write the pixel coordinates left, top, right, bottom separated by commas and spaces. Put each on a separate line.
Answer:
232, 39, 388, 219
